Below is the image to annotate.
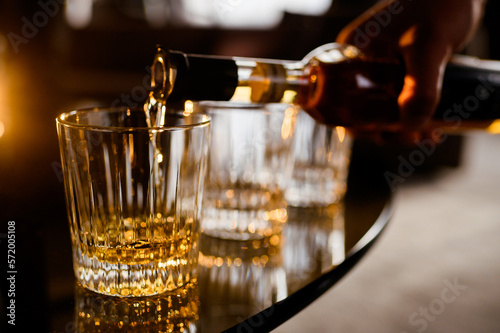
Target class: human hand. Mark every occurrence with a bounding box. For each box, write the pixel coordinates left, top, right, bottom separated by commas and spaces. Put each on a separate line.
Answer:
336, 0, 486, 144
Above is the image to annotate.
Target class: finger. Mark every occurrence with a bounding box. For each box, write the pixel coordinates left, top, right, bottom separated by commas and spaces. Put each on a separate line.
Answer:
398, 29, 452, 130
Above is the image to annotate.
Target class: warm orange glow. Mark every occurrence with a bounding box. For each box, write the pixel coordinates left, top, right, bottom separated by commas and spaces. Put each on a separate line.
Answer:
0, 33, 9, 139
398, 75, 417, 107
232, 86, 252, 101
282, 90, 297, 103
281, 106, 296, 140
336, 126, 346, 143
486, 119, 500, 134
399, 26, 418, 48
183, 100, 194, 116
0, 77, 7, 139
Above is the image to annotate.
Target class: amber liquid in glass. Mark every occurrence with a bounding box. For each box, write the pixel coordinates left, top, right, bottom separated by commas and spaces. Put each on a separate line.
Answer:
75, 215, 198, 296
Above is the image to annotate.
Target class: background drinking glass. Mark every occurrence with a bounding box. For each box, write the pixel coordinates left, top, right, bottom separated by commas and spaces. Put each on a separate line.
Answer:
56, 106, 210, 297
197, 102, 298, 241
285, 110, 352, 207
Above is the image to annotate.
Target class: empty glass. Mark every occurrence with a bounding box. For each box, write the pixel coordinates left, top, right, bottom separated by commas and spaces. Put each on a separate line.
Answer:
285, 110, 352, 207
196, 102, 298, 241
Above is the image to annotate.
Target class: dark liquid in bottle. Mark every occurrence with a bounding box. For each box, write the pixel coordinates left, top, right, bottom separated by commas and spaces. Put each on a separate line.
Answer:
297, 58, 405, 131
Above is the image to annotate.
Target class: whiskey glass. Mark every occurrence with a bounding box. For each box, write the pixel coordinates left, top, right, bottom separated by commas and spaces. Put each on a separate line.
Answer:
56, 106, 210, 296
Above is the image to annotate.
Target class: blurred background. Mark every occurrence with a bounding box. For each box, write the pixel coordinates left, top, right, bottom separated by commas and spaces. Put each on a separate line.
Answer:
1, 0, 500, 332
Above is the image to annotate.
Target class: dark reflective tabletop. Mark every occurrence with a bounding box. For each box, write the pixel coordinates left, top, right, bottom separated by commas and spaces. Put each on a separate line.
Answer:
1, 161, 391, 332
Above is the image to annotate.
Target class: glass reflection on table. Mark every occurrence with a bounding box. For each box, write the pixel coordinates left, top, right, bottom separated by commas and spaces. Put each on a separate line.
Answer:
74, 282, 200, 333
198, 233, 286, 332
283, 203, 345, 291
198, 201, 345, 332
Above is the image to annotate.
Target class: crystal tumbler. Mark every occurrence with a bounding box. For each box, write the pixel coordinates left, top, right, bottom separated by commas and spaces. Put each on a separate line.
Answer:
57, 106, 210, 296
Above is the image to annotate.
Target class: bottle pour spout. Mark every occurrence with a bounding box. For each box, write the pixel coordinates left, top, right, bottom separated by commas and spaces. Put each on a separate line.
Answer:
150, 46, 173, 102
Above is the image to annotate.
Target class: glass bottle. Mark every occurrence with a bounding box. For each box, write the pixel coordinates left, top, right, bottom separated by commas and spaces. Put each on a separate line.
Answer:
149, 43, 500, 132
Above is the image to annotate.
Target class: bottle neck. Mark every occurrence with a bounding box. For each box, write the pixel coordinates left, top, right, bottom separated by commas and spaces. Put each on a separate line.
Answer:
161, 50, 240, 102
230, 57, 306, 104
150, 47, 306, 105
